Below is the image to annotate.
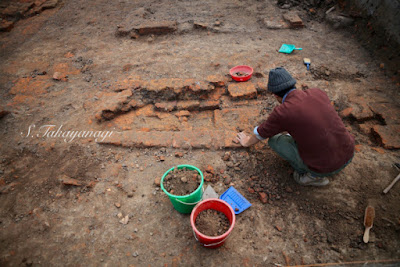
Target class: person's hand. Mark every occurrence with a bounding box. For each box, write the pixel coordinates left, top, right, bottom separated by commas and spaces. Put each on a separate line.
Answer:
236, 132, 251, 147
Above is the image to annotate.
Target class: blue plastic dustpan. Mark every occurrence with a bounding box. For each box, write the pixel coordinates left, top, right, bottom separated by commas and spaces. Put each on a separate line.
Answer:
220, 186, 251, 214
279, 44, 302, 54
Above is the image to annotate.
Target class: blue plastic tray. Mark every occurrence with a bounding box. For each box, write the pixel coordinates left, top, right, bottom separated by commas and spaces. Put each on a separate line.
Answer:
220, 186, 251, 214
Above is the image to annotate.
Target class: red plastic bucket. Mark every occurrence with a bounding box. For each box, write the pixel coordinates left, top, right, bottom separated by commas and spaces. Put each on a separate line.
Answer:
229, 65, 253, 82
190, 198, 236, 249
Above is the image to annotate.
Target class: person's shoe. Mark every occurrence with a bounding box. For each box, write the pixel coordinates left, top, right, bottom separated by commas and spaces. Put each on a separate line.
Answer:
293, 171, 329, 187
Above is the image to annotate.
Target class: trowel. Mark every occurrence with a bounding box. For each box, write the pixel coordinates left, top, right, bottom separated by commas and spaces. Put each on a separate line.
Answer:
279, 44, 302, 54
363, 206, 375, 243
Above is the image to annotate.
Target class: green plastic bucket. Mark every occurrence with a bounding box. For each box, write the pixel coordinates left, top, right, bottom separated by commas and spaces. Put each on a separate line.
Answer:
161, 165, 204, 214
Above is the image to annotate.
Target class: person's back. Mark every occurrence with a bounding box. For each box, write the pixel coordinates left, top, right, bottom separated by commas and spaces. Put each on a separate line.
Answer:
267, 88, 354, 173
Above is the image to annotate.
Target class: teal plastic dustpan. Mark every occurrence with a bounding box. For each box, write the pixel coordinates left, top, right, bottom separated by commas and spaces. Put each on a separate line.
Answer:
279, 44, 302, 54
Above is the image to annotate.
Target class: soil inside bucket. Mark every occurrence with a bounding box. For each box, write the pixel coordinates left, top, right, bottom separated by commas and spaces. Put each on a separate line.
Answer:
195, 209, 230, 237
163, 167, 201, 196
234, 71, 248, 77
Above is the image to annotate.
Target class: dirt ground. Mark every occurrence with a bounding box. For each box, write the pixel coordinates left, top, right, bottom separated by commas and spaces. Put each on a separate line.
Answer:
0, 0, 399, 266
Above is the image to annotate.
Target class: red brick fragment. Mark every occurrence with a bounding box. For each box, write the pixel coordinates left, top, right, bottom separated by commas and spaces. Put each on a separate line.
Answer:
369, 103, 400, 125
228, 83, 257, 99
339, 107, 353, 118
372, 125, 400, 149
259, 192, 268, 204
61, 175, 82, 186
283, 13, 304, 28
135, 21, 177, 35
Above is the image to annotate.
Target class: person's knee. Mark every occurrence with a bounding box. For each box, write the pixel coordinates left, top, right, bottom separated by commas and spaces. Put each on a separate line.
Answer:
268, 134, 282, 150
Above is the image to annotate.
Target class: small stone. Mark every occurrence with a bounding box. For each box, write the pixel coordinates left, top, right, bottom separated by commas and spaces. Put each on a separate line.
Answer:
115, 203, 121, 208
175, 152, 184, 157
134, 228, 138, 233
275, 225, 282, 232
223, 152, 231, 161
159, 155, 165, 161
120, 215, 129, 225
181, 177, 188, 183
117, 212, 123, 219
53, 72, 66, 81
127, 193, 134, 198
154, 177, 161, 186
139, 167, 144, 171
132, 252, 139, 257
259, 192, 268, 204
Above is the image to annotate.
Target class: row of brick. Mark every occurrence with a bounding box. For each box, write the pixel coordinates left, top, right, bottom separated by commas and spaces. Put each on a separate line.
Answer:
98, 130, 241, 149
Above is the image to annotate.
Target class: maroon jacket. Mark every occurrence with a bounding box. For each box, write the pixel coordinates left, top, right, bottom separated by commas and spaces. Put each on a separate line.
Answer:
257, 89, 355, 173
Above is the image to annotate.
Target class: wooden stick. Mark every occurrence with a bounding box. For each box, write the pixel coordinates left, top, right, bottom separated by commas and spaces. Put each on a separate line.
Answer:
383, 173, 400, 194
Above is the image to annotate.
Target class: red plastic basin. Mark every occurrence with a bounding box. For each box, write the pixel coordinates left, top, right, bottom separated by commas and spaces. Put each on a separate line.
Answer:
230, 65, 253, 82
190, 198, 236, 249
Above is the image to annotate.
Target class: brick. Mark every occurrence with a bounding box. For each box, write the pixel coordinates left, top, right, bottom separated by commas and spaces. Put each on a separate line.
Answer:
176, 100, 200, 111
227, 82, 257, 99
99, 131, 173, 148
128, 99, 145, 109
183, 79, 215, 93
175, 110, 190, 117
144, 78, 185, 92
112, 78, 144, 92
358, 124, 372, 135
155, 101, 177, 112
1, 3, 33, 17
349, 97, 374, 121
93, 90, 133, 121
98, 130, 242, 149
41, 0, 58, 10
372, 125, 400, 149
0, 20, 14, 32
283, 13, 304, 28
134, 21, 177, 35
206, 75, 228, 87
200, 100, 220, 110
369, 102, 400, 125
339, 107, 353, 118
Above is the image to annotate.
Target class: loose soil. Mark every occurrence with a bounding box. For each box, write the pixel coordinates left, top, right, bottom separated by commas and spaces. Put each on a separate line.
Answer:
163, 167, 201, 196
195, 209, 230, 237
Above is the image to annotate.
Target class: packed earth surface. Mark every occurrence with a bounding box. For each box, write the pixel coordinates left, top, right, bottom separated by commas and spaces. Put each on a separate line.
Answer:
0, 0, 399, 266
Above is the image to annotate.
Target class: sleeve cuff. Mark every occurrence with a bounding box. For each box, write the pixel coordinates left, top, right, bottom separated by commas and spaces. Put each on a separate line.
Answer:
253, 126, 266, 141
